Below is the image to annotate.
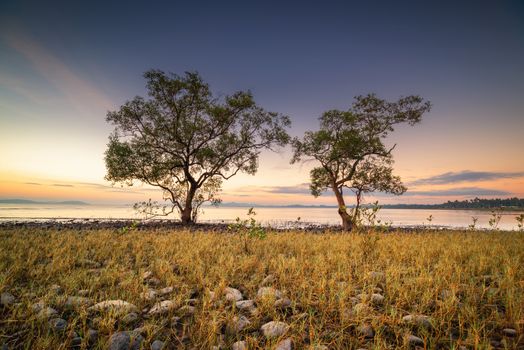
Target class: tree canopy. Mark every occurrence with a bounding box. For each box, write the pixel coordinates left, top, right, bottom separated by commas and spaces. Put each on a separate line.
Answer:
291, 94, 431, 230
105, 70, 290, 223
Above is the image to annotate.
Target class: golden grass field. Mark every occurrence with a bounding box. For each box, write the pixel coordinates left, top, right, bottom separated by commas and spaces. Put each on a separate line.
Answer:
0, 227, 523, 349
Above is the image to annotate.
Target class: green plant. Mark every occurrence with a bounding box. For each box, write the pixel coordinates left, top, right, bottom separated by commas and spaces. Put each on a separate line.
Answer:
228, 207, 267, 253
488, 210, 502, 230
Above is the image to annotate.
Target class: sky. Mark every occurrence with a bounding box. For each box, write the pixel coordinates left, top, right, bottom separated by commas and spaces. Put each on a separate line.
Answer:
0, 0, 523, 206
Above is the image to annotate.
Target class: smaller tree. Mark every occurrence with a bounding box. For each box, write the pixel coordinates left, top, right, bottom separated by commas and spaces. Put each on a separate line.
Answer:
292, 94, 431, 231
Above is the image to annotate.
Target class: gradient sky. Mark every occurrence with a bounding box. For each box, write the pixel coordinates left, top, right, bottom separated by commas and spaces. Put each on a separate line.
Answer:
1, 0, 523, 205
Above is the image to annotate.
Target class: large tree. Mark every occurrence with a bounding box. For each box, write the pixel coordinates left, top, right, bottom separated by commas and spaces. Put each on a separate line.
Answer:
105, 70, 290, 224
291, 94, 431, 231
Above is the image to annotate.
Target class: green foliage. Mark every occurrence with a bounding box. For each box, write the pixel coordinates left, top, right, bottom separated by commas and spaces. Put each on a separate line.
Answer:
228, 208, 267, 253
291, 94, 431, 230
105, 70, 290, 223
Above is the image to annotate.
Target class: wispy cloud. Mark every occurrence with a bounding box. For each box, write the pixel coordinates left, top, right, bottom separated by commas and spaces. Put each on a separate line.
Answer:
2, 30, 114, 113
52, 183, 74, 187
24, 182, 42, 186
405, 187, 511, 197
234, 183, 313, 195
410, 170, 524, 186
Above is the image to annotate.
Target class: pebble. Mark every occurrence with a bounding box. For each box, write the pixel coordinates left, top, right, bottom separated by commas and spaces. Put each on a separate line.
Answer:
407, 334, 424, 347
157, 287, 174, 296
108, 331, 144, 350
121, 312, 139, 325
275, 338, 292, 350
31, 301, 46, 313
87, 329, 98, 343
141, 290, 158, 301
236, 300, 255, 312
0, 292, 15, 306
402, 314, 433, 329
502, 328, 517, 337
148, 300, 176, 316
65, 296, 93, 308
370, 293, 385, 306
257, 287, 283, 300
232, 341, 247, 350
37, 307, 59, 319
50, 284, 63, 294
48, 317, 68, 332
352, 303, 372, 315
178, 305, 195, 316
224, 287, 243, 302
142, 271, 153, 280
274, 297, 292, 309
77, 289, 90, 296
89, 300, 138, 314
147, 277, 161, 287
260, 275, 275, 286
260, 321, 289, 338
151, 340, 165, 350
227, 315, 251, 334
358, 323, 375, 338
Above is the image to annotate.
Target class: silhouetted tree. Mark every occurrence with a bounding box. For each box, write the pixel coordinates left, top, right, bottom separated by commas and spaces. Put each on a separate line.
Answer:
291, 94, 431, 231
105, 70, 290, 224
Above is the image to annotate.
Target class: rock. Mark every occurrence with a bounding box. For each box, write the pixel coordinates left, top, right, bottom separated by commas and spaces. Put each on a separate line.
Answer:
178, 305, 195, 316
402, 314, 433, 329
37, 307, 59, 319
89, 300, 138, 314
48, 318, 68, 332
260, 321, 289, 338
87, 329, 98, 343
77, 289, 90, 297
502, 328, 517, 337
108, 331, 144, 350
142, 271, 153, 280
157, 287, 174, 296
31, 301, 46, 313
274, 297, 292, 309
151, 340, 165, 350
0, 292, 16, 306
226, 315, 251, 334
71, 335, 82, 347
207, 291, 216, 300
50, 284, 63, 294
141, 290, 158, 301
370, 293, 384, 306
368, 271, 385, 282
260, 275, 275, 286
148, 300, 176, 316
65, 296, 93, 308
78, 259, 101, 268
358, 324, 375, 338
352, 303, 372, 315
275, 338, 292, 350
407, 334, 424, 347
147, 277, 161, 287
224, 287, 243, 302
257, 287, 283, 300
236, 299, 255, 312
121, 312, 139, 325
232, 341, 247, 350
439, 289, 454, 300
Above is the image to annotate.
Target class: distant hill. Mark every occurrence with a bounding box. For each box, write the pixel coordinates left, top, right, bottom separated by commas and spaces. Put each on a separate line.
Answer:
0, 199, 89, 205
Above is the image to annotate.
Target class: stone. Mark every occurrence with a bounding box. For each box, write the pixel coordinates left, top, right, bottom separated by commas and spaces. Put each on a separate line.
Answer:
37, 307, 59, 319
257, 287, 283, 300
370, 293, 385, 306
157, 287, 174, 296
368, 271, 385, 282
48, 318, 68, 332
358, 324, 375, 338
71, 336, 82, 347
178, 305, 195, 316
402, 314, 433, 329
224, 287, 243, 302
275, 338, 292, 350
407, 335, 424, 347
502, 328, 517, 337
89, 300, 138, 314
31, 301, 46, 313
151, 340, 165, 350
108, 331, 144, 350
147, 277, 161, 287
0, 292, 15, 306
141, 290, 158, 301
260, 321, 289, 338
148, 300, 176, 316
236, 299, 256, 312
260, 275, 275, 286
87, 329, 98, 343
186, 298, 198, 306
65, 296, 93, 308
121, 312, 139, 325
232, 341, 247, 350
142, 271, 153, 280
50, 284, 63, 294
274, 297, 292, 309
77, 289, 90, 297
226, 315, 251, 334
352, 303, 372, 315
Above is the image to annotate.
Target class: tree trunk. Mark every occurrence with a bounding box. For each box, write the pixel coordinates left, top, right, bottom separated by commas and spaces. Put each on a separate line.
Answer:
181, 184, 197, 225
333, 185, 354, 231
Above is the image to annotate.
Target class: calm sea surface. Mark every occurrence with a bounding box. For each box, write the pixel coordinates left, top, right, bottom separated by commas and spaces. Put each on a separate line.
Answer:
0, 203, 522, 230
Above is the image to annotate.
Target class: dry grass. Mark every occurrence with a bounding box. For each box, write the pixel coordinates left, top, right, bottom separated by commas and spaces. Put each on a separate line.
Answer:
0, 227, 523, 349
